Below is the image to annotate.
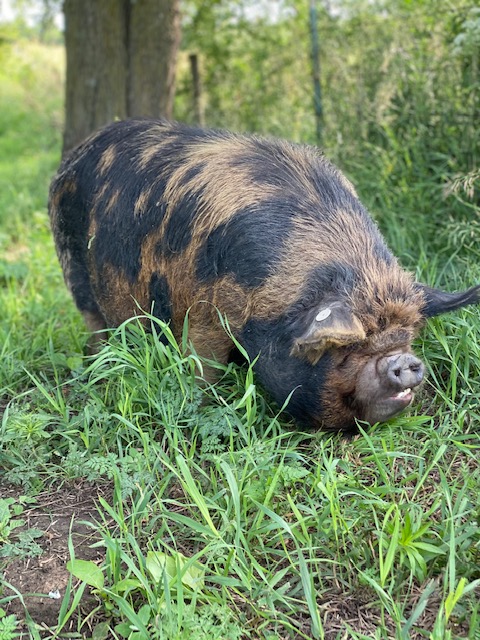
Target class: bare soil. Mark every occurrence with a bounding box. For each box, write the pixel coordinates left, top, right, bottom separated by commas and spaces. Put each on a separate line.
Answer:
1, 482, 109, 636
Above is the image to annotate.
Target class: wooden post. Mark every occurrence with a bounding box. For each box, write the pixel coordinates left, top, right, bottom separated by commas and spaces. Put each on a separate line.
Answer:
189, 53, 205, 127
309, 0, 323, 146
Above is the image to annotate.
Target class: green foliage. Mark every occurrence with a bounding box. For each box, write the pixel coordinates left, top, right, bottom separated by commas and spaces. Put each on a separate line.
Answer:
0, 496, 42, 560
0, 498, 24, 544
0, 614, 19, 640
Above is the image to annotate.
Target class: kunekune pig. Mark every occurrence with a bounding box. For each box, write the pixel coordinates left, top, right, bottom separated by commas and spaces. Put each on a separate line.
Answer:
49, 119, 480, 431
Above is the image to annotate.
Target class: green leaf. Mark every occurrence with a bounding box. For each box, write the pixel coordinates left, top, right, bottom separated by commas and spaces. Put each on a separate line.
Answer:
175, 455, 219, 536
380, 505, 399, 587
137, 604, 151, 626
114, 622, 132, 638
66, 559, 104, 590
111, 577, 142, 596
66, 355, 84, 371
92, 622, 110, 640
445, 577, 467, 621
146, 550, 205, 591
146, 550, 176, 583
413, 542, 446, 555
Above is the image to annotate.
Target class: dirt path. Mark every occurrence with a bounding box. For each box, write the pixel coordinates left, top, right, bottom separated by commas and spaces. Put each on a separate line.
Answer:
1, 482, 109, 634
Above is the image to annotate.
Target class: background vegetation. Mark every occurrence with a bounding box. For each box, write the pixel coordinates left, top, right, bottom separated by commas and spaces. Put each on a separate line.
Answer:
0, 1, 479, 639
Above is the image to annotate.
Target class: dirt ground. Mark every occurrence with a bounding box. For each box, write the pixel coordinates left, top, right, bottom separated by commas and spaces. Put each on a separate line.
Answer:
1, 482, 108, 637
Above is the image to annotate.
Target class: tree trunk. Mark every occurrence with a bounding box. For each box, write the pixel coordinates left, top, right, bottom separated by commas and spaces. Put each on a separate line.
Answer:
62, 0, 180, 156
63, 0, 128, 154
128, 0, 181, 119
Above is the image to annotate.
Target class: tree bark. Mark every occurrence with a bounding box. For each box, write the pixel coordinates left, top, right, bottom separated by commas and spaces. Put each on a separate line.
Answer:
63, 0, 127, 154
128, 0, 180, 119
63, 0, 180, 156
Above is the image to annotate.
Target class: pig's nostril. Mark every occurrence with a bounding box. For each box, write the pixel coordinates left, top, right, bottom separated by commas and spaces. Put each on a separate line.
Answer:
409, 362, 421, 372
393, 368, 401, 377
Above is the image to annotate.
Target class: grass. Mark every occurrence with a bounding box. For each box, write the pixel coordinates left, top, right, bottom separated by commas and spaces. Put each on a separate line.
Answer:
0, 37, 479, 640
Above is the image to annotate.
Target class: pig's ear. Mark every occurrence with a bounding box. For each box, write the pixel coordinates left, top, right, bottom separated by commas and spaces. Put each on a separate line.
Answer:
415, 283, 480, 318
291, 301, 366, 364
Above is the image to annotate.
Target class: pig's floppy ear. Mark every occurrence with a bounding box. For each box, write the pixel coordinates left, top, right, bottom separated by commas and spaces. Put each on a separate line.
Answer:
291, 301, 366, 365
415, 283, 480, 318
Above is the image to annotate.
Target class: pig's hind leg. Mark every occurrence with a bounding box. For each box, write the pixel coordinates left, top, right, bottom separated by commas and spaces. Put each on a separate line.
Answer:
69, 260, 108, 354
50, 178, 108, 354
57, 242, 108, 355
82, 308, 108, 355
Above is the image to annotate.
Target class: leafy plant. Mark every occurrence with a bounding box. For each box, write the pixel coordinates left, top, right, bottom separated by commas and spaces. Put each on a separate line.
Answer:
0, 614, 18, 640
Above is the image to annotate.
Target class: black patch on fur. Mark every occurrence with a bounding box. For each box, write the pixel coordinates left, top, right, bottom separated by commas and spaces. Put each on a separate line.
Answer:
149, 273, 172, 343
149, 273, 172, 323
239, 316, 331, 428
285, 262, 359, 325
195, 201, 293, 287
49, 180, 99, 314
158, 188, 203, 258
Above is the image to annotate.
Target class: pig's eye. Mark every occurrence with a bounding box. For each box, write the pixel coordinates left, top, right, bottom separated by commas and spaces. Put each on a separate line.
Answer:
378, 317, 387, 331
336, 342, 365, 368
337, 352, 352, 368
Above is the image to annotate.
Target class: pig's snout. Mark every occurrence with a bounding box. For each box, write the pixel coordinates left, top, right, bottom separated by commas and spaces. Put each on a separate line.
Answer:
379, 353, 425, 391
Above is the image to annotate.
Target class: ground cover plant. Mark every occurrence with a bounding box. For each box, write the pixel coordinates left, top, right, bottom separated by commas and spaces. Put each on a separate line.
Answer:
1, 8, 480, 639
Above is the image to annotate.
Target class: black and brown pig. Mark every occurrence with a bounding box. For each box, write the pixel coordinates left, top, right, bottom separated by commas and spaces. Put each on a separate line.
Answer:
48, 119, 480, 431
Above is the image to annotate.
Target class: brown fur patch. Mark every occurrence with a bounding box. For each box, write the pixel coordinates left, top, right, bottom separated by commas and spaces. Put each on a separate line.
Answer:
92, 263, 147, 327
251, 230, 338, 319
105, 188, 121, 215
349, 268, 424, 336
49, 179, 78, 222
91, 183, 109, 215
269, 141, 333, 204
97, 145, 117, 176
251, 207, 382, 319
138, 142, 167, 170
136, 123, 176, 170
134, 185, 155, 216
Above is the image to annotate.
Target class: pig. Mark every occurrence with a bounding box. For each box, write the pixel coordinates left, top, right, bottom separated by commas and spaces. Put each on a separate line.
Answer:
48, 118, 480, 431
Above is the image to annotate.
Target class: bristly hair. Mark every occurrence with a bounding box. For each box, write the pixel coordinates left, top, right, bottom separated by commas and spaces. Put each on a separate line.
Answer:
348, 260, 425, 335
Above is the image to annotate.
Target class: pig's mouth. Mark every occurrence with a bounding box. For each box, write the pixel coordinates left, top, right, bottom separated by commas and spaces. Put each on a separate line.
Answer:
382, 383, 419, 418
390, 387, 413, 404
360, 385, 418, 424
354, 349, 425, 425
